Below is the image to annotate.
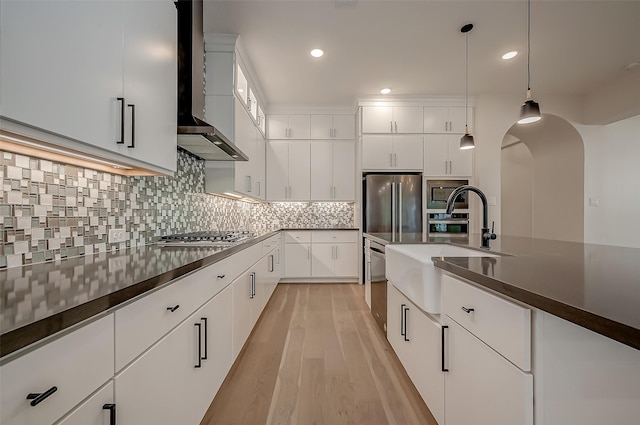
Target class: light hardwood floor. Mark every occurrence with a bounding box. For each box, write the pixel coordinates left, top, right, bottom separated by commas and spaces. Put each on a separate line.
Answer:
200, 283, 438, 425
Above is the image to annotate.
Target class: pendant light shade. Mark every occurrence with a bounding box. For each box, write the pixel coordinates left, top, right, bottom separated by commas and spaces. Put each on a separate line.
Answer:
518, 0, 541, 124
460, 23, 475, 150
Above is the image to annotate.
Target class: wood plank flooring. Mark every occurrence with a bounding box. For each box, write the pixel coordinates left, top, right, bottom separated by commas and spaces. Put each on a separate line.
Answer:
200, 283, 437, 425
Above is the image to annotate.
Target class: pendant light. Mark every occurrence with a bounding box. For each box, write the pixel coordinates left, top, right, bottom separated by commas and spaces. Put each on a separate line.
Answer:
460, 23, 475, 150
518, 0, 542, 124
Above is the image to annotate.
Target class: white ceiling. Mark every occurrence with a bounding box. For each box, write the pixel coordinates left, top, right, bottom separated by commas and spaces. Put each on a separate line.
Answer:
203, 0, 640, 107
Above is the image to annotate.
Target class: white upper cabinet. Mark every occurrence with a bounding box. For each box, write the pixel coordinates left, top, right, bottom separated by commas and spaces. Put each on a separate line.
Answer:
0, 0, 177, 173
424, 106, 473, 134
266, 141, 311, 201
236, 63, 249, 105
310, 141, 355, 201
267, 114, 311, 139
310, 114, 356, 140
362, 106, 423, 133
362, 135, 423, 171
424, 134, 473, 176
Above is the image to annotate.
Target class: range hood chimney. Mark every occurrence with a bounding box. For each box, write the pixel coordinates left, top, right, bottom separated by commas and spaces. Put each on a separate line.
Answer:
176, 0, 248, 161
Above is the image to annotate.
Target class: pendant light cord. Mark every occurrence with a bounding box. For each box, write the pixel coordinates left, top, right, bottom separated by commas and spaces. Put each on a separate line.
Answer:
527, 0, 531, 94
465, 30, 469, 128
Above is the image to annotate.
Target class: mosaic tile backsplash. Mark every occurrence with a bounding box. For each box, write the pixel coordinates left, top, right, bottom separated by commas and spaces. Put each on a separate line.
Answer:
1, 149, 355, 268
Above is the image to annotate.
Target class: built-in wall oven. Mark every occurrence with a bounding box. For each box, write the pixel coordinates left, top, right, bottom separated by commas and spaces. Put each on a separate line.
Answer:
426, 179, 470, 238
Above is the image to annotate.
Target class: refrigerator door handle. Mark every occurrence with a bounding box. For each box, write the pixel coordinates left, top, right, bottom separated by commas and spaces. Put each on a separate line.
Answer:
398, 182, 403, 240
391, 182, 396, 241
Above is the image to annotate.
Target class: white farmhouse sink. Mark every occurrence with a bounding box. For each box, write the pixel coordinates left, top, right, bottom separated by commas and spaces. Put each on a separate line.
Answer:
386, 244, 499, 314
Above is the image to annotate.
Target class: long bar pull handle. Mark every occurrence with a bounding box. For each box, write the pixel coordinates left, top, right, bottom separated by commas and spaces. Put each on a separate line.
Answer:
257, 181, 261, 196
116, 98, 125, 144
398, 182, 403, 237
194, 323, 202, 368
251, 272, 257, 298
127, 104, 135, 148
394, 153, 397, 167
391, 182, 396, 241
103, 403, 116, 425
27, 386, 57, 406
441, 325, 449, 372
395, 121, 398, 133
389, 154, 393, 167
269, 254, 274, 272
403, 305, 410, 341
335, 245, 338, 259
366, 261, 371, 281
390, 121, 393, 132
201, 317, 208, 360
400, 304, 406, 337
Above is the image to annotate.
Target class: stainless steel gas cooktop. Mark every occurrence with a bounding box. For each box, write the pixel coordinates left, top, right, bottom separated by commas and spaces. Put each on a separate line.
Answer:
158, 230, 254, 247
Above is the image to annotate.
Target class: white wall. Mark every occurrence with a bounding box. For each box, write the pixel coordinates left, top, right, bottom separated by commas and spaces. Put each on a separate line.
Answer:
501, 139, 533, 238
583, 115, 640, 248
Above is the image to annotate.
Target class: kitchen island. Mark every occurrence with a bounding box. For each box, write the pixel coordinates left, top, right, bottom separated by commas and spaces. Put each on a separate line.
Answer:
364, 232, 640, 350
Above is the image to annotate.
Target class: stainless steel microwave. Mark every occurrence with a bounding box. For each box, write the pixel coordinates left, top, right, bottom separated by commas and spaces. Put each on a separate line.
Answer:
426, 179, 469, 210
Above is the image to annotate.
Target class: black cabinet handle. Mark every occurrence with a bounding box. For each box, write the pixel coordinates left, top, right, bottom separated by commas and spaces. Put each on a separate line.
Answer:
250, 272, 256, 299
127, 104, 135, 148
403, 306, 410, 342
269, 255, 274, 272
461, 306, 475, 314
217, 274, 226, 279
103, 403, 116, 425
194, 323, 202, 368
400, 304, 406, 337
116, 97, 125, 144
166, 305, 180, 313
26, 386, 57, 406
201, 317, 208, 360
441, 325, 449, 372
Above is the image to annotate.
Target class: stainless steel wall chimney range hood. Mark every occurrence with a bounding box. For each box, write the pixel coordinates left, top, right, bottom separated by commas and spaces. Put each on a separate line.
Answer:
176, 0, 248, 161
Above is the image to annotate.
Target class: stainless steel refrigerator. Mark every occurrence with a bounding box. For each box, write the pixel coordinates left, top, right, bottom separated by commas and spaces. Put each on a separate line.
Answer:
363, 173, 422, 240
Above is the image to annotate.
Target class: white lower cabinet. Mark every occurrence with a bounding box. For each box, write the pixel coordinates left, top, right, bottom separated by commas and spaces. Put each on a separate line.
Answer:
56, 382, 114, 425
387, 283, 444, 425
0, 315, 114, 425
114, 284, 233, 425
284, 231, 358, 279
443, 318, 533, 425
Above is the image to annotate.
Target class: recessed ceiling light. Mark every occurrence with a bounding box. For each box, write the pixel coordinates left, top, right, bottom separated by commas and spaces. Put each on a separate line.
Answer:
380, 88, 391, 94
502, 50, 518, 60
310, 49, 324, 58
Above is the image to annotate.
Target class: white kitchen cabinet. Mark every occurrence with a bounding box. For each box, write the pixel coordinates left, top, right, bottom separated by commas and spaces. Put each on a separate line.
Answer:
442, 275, 533, 425
361, 106, 423, 133
267, 114, 311, 139
443, 318, 533, 425
266, 141, 311, 201
56, 382, 114, 425
423, 134, 473, 177
423, 106, 473, 134
310, 141, 355, 201
387, 284, 444, 425
310, 114, 356, 140
285, 231, 358, 279
0, 0, 177, 173
284, 241, 312, 278
236, 63, 249, 106
115, 285, 233, 425
232, 269, 256, 359
0, 315, 114, 425
230, 98, 266, 198
362, 135, 423, 171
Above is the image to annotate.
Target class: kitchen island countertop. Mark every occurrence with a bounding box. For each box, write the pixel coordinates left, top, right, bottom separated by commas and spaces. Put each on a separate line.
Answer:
365, 232, 640, 350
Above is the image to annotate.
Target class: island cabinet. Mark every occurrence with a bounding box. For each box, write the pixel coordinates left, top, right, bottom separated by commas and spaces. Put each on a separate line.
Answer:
361, 135, 424, 171
0, 0, 177, 173
387, 284, 445, 425
441, 274, 533, 425
423, 134, 473, 177
361, 106, 424, 133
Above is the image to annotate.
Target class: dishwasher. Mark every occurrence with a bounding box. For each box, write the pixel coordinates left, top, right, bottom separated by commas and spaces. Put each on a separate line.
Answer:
369, 241, 387, 335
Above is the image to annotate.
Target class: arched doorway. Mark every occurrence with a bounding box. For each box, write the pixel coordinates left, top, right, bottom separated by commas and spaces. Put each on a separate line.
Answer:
501, 114, 585, 242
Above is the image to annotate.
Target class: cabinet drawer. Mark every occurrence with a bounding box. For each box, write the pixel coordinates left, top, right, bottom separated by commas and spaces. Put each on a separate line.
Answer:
312, 230, 358, 243
262, 234, 281, 253
442, 274, 531, 371
115, 256, 236, 371
285, 231, 311, 243
0, 315, 114, 425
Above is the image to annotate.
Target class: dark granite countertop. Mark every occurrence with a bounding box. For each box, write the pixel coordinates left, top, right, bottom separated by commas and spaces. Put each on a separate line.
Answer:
281, 227, 359, 231
366, 232, 640, 350
0, 231, 281, 358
